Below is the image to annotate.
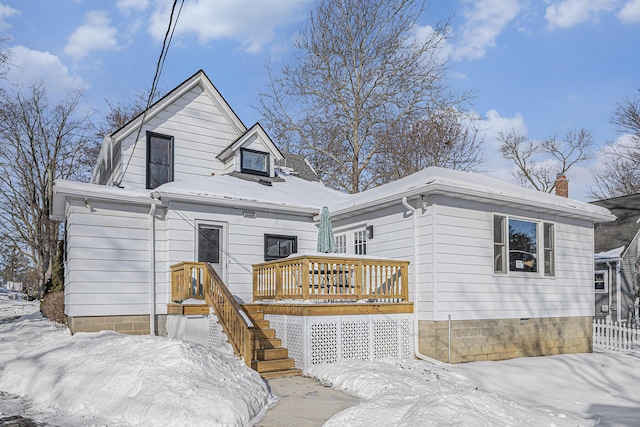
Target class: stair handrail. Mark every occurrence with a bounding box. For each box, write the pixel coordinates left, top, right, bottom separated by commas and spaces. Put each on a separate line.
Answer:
202, 263, 253, 367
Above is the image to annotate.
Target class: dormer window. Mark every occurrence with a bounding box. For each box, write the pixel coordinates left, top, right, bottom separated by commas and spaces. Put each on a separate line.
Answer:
240, 148, 269, 176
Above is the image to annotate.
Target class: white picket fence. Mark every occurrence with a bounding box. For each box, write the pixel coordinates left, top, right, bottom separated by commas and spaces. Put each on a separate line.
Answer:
593, 318, 640, 352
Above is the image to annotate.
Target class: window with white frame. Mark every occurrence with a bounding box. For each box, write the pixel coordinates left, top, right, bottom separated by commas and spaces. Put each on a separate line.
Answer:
595, 270, 608, 293
335, 234, 347, 254
493, 215, 555, 276
334, 227, 368, 255
354, 229, 367, 255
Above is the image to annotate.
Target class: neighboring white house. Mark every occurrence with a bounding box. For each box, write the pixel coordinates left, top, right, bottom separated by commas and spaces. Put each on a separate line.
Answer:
52, 70, 615, 364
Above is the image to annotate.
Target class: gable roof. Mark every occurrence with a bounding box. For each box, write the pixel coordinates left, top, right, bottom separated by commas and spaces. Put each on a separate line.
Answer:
591, 193, 640, 253
217, 122, 283, 162
111, 69, 246, 142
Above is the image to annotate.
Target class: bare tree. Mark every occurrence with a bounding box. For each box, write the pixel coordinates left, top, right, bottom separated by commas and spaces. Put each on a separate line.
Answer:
0, 35, 10, 79
96, 87, 167, 137
258, 0, 474, 193
0, 82, 93, 297
370, 108, 485, 184
84, 88, 168, 176
499, 128, 594, 193
591, 89, 640, 199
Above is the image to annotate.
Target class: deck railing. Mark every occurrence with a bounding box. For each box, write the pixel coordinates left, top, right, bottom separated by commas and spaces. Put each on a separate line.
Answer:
253, 255, 409, 302
170, 262, 252, 366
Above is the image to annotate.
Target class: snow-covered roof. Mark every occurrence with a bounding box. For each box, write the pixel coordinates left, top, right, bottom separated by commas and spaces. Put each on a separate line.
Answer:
54, 166, 615, 223
327, 167, 615, 223
152, 172, 347, 215
594, 245, 625, 261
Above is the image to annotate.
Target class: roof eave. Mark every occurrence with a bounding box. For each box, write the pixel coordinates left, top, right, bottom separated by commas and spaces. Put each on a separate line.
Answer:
331, 181, 616, 223
152, 190, 319, 216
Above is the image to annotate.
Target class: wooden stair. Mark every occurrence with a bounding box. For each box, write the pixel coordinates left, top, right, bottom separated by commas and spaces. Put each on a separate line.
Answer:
244, 306, 301, 379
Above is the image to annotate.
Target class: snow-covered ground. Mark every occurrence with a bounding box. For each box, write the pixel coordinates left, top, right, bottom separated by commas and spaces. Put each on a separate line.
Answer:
2, 291, 640, 426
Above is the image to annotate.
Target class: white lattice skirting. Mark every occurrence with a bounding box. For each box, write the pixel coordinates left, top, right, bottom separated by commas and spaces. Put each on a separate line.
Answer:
265, 313, 414, 374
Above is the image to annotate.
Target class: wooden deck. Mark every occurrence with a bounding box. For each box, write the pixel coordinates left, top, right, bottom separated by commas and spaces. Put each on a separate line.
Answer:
169, 256, 411, 378
253, 254, 410, 302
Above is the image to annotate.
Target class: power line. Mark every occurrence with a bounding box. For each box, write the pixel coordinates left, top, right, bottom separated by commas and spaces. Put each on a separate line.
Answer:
115, 0, 184, 187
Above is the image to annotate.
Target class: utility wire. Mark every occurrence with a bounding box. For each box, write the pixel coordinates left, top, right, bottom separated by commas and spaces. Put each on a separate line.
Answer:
115, 0, 184, 187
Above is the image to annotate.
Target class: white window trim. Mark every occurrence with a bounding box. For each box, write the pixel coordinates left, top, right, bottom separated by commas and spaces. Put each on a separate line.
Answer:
595, 269, 608, 294
334, 223, 368, 255
194, 220, 228, 283
492, 214, 556, 278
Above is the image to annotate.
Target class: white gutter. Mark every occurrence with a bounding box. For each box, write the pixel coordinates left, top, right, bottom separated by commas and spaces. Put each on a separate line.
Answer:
152, 190, 320, 216
332, 181, 615, 224
149, 203, 157, 335
402, 196, 443, 366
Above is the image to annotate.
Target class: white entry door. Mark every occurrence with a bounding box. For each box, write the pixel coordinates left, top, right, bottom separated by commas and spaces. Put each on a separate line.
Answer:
197, 224, 225, 279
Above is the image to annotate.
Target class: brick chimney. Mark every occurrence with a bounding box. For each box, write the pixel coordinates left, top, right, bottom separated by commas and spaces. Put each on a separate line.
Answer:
555, 173, 568, 198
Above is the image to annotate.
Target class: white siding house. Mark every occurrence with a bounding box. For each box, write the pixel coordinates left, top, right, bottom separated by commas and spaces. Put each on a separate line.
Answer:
52, 70, 614, 363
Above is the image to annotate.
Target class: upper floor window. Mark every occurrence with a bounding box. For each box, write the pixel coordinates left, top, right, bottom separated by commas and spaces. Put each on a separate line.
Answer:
241, 148, 269, 176
493, 215, 554, 276
146, 132, 173, 189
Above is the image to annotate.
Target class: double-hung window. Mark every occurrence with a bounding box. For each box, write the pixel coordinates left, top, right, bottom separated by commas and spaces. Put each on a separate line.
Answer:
146, 132, 173, 189
594, 270, 607, 293
493, 215, 555, 276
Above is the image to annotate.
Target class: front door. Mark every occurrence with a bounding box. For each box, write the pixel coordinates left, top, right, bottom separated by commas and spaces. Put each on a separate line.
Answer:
197, 224, 225, 279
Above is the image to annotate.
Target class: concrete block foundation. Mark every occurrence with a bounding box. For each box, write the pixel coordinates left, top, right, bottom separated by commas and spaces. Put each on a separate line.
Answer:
418, 316, 593, 364
67, 314, 168, 337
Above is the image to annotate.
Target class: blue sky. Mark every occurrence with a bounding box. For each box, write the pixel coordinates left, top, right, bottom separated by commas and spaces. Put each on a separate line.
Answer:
1, 0, 639, 200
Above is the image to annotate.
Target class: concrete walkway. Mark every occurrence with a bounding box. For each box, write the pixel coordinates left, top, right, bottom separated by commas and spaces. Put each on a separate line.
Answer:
255, 376, 359, 427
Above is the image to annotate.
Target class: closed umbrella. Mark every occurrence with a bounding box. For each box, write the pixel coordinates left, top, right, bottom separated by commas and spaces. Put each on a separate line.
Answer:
317, 206, 336, 253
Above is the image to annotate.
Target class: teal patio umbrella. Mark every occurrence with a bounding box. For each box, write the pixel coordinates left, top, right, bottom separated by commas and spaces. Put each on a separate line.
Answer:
317, 206, 336, 253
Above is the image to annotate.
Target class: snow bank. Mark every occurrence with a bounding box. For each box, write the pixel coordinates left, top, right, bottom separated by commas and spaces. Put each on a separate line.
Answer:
311, 359, 601, 426
0, 306, 271, 426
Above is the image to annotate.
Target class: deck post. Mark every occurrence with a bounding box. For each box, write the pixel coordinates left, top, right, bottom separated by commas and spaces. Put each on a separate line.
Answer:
301, 257, 310, 300
275, 262, 283, 301
355, 260, 363, 299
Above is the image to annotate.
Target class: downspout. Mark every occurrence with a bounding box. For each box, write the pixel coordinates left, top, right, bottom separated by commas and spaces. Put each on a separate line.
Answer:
605, 261, 613, 320
149, 202, 157, 335
402, 196, 443, 365
616, 260, 622, 322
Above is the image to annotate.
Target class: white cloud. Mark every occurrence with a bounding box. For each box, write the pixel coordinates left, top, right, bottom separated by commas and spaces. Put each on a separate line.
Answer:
471, 109, 527, 181
478, 108, 528, 151
147, 0, 310, 53
452, 0, 521, 61
116, 0, 149, 13
64, 11, 119, 60
0, 2, 19, 32
545, 0, 617, 30
619, 0, 640, 22
3, 45, 87, 95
